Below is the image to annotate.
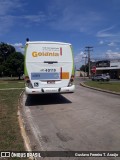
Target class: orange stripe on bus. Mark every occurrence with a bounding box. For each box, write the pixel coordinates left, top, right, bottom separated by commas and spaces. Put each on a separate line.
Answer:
62, 72, 69, 79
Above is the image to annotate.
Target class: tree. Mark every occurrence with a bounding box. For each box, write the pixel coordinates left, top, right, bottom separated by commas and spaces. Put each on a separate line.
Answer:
5, 52, 24, 79
0, 42, 15, 63
80, 65, 85, 72
0, 42, 16, 77
80, 64, 89, 72
0, 43, 24, 79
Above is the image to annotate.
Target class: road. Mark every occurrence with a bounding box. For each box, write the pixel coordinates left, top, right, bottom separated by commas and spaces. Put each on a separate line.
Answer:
21, 78, 120, 160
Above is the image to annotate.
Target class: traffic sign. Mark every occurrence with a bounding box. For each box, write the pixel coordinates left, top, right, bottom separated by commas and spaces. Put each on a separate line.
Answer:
91, 66, 96, 73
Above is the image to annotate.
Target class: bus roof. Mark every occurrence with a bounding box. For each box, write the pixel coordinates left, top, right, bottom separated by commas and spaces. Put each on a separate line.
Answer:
26, 41, 71, 46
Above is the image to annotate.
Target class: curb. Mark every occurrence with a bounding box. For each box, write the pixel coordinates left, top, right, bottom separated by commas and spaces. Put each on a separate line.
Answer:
18, 91, 36, 160
80, 82, 120, 96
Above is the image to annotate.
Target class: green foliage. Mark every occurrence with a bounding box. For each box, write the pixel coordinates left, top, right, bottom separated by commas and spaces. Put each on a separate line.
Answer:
80, 64, 89, 72
5, 52, 24, 77
0, 90, 29, 157
0, 81, 24, 89
0, 42, 15, 63
0, 42, 24, 78
85, 81, 120, 93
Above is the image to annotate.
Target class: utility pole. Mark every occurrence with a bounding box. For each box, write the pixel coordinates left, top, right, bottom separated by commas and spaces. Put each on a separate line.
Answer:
82, 53, 87, 79
85, 46, 93, 78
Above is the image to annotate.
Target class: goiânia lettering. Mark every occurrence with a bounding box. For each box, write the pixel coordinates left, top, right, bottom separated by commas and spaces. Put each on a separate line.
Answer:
32, 52, 59, 57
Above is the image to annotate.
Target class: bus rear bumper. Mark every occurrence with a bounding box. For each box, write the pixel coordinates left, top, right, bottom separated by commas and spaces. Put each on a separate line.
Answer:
25, 85, 75, 95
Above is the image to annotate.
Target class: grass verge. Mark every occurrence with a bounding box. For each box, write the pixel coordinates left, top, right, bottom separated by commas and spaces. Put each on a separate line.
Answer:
84, 81, 120, 93
0, 80, 24, 89
0, 89, 28, 160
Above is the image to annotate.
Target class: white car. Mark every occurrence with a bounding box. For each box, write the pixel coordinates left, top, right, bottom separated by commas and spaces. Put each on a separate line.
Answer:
92, 74, 110, 81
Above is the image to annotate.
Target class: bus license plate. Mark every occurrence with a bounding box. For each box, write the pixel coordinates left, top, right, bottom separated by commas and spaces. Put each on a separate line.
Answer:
47, 81, 55, 84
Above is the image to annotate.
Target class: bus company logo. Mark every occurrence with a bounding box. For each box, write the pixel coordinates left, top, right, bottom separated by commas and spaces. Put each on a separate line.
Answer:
32, 52, 59, 57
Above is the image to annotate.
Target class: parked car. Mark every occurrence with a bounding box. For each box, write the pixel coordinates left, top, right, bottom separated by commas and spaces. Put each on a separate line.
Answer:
92, 74, 110, 81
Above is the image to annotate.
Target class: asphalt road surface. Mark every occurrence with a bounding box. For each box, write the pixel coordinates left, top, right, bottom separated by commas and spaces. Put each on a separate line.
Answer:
21, 78, 120, 160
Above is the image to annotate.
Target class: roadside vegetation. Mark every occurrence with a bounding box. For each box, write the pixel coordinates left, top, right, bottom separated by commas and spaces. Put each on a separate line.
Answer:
0, 80, 28, 159
0, 42, 26, 159
0, 42, 24, 79
84, 81, 120, 93
0, 80, 24, 89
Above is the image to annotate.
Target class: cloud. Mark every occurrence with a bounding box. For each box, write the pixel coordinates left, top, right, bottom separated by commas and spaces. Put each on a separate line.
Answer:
0, 0, 23, 35
98, 40, 120, 48
99, 40, 104, 44
23, 12, 48, 24
0, 0, 22, 15
46, 0, 102, 33
74, 52, 85, 69
12, 43, 25, 53
74, 51, 85, 63
96, 26, 116, 37
116, 47, 119, 50
49, 10, 102, 33
0, 0, 104, 37
13, 43, 23, 47
0, 15, 15, 35
96, 26, 120, 38
108, 42, 116, 46
0, 1, 51, 34
105, 50, 120, 59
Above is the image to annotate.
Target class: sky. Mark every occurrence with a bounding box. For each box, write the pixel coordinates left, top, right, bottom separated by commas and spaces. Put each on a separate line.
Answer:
0, 0, 120, 68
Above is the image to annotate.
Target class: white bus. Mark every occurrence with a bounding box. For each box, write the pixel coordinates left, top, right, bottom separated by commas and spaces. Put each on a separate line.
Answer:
24, 41, 75, 94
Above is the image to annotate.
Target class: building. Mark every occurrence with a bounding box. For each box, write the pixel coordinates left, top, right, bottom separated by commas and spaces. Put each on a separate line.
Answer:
94, 59, 120, 79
